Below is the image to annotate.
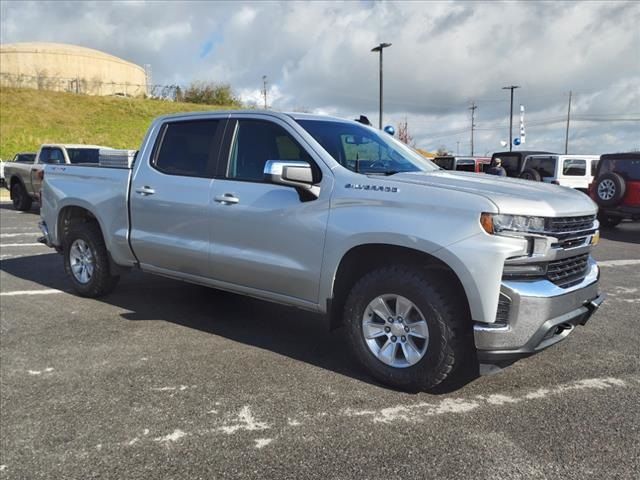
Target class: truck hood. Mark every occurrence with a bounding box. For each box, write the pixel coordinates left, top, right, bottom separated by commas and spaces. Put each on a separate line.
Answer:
382, 170, 597, 217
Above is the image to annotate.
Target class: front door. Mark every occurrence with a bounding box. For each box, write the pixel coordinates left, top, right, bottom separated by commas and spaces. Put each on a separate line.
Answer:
129, 118, 225, 277
208, 117, 332, 303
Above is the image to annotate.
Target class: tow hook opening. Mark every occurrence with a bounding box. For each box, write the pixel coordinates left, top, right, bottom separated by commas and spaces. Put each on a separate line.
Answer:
554, 322, 573, 335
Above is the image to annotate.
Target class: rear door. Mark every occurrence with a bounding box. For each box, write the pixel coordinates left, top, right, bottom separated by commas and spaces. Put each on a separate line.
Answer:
560, 157, 589, 190
129, 118, 226, 277
208, 116, 332, 303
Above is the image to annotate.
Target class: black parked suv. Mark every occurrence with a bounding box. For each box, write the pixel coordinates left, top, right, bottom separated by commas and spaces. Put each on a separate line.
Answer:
490, 151, 554, 178
588, 152, 640, 228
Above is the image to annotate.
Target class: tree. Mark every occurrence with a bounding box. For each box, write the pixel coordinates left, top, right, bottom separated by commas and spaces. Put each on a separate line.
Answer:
182, 81, 241, 106
397, 118, 414, 146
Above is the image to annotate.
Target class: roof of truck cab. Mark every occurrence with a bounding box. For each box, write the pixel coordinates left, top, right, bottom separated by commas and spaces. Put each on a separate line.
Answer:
154, 110, 355, 124
40, 144, 111, 149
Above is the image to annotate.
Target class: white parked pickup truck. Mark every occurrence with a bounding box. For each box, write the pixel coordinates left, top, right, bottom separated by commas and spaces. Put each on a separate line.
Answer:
39, 112, 604, 391
4, 144, 109, 210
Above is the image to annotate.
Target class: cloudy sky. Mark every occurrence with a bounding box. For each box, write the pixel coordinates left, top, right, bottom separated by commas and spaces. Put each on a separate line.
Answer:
1, 0, 638, 154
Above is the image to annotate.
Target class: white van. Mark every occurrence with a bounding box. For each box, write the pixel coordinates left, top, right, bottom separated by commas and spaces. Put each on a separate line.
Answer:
519, 154, 600, 192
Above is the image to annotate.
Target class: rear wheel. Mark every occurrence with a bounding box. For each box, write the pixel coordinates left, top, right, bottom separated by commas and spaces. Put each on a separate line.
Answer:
63, 222, 119, 297
11, 182, 32, 211
344, 265, 471, 392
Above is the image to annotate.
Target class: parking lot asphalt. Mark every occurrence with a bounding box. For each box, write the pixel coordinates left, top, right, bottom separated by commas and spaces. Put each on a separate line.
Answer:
1, 202, 639, 479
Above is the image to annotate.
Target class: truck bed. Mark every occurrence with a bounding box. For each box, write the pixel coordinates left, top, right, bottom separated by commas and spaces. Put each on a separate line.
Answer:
41, 164, 137, 266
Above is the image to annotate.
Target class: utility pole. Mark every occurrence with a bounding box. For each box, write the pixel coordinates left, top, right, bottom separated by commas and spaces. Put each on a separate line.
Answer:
262, 75, 268, 109
565, 90, 572, 154
469, 101, 477, 156
371, 42, 392, 129
502, 85, 520, 152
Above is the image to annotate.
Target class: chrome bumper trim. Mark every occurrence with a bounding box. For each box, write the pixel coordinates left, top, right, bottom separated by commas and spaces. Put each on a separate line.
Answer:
474, 259, 602, 356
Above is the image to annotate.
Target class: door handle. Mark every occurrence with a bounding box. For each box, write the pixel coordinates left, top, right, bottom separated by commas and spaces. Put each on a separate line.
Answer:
214, 193, 239, 205
135, 186, 155, 196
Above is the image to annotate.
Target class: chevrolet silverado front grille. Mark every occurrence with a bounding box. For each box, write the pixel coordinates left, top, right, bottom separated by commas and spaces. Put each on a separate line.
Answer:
545, 215, 596, 234
546, 253, 590, 288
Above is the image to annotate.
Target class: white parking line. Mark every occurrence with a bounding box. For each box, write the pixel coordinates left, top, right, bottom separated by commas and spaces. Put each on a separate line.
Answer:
1, 252, 51, 260
0, 289, 63, 296
598, 259, 640, 267
0, 233, 38, 238
0, 243, 44, 247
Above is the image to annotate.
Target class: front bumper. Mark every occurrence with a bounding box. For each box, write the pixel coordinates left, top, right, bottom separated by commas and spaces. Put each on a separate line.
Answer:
37, 220, 54, 248
475, 258, 603, 364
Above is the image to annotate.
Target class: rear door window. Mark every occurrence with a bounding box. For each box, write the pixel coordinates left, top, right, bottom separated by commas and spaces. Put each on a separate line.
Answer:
433, 157, 454, 170
611, 159, 640, 181
525, 156, 556, 177
153, 120, 222, 177
67, 148, 99, 164
563, 159, 586, 176
456, 161, 475, 172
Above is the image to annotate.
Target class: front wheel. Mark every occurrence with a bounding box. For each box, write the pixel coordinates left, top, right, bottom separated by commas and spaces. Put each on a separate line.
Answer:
344, 265, 471, 392
63, 222, 119, 297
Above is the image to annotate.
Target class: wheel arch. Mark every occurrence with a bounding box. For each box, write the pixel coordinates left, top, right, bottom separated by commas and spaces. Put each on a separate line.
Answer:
9, 175, 26, 193
57, 205, 103, 246
327, 244, 472, 331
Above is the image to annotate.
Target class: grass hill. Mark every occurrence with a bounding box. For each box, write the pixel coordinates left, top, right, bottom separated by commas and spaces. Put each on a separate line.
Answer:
0, 87, 236, 160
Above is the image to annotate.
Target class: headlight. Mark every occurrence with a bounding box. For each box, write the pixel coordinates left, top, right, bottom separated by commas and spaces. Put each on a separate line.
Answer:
481, 213, 546, 235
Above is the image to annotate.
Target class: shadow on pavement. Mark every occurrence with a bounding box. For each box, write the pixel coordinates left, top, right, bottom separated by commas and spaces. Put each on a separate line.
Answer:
1, 253, 480, 393
599, 221, 640, 245
0, 202, 40, 214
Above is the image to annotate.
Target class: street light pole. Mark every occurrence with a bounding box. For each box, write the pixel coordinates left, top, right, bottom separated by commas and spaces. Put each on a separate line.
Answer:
502, 85, 520, 152
371, 42, 392, 129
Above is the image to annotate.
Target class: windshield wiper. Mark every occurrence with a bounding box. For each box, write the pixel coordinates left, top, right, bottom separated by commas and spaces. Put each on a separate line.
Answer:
365, 170, 402, 176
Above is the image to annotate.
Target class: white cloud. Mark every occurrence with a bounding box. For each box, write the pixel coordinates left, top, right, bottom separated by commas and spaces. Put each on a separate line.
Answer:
1, 0, 638, 154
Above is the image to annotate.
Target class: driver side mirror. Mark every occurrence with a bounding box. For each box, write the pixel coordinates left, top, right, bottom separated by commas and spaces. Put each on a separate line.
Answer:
264, 160, 320, 199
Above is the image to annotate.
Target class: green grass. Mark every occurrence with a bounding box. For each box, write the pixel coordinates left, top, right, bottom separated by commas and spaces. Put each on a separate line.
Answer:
0, 87, 238, 160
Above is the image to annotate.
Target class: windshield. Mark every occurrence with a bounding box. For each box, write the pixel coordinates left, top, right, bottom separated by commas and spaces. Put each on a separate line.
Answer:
296, 119, 438, 175
67, 148, 99, 164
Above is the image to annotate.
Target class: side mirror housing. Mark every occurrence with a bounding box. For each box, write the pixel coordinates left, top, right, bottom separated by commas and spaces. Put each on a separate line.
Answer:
264, 160, 320, 199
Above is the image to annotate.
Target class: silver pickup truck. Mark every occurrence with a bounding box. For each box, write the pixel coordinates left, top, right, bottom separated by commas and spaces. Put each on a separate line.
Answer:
4, 144, 107, 211
39, 111, 604, 391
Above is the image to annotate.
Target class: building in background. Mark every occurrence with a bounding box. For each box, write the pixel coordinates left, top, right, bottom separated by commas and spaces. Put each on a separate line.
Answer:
0, 42, 147, 97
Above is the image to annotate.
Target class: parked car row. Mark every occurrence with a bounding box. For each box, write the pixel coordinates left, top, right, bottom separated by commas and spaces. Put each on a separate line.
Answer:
430, 149, 639, 229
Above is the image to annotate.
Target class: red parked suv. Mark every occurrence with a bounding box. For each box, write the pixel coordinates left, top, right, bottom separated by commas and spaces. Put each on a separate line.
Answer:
589, 152, 640, 227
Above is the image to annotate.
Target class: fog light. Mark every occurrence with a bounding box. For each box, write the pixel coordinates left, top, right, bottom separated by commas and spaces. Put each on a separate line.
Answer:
502, 264, 546, 277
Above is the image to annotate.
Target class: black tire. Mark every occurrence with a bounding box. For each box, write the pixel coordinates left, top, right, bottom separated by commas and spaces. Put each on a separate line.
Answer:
519, 168, 542, 182
597, 212, 622, 229
344, 265, 471, 392
63, 222, 119, 297
11, 182, 33, 211
594, 173, 626, 207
